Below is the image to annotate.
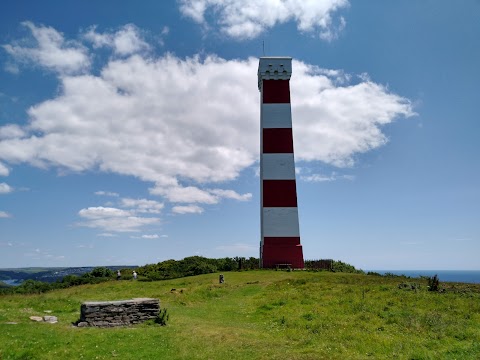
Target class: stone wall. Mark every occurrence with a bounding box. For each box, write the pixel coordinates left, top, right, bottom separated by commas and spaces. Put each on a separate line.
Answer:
76, 298, 160, 327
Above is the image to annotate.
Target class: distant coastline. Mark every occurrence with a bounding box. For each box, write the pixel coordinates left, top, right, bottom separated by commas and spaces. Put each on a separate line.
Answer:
371, 270, 480, 284
0, 265, 137, 286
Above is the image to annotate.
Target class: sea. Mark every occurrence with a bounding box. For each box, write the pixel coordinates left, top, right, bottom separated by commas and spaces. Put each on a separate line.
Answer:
2, 279, 22, 286
371, 270, 480, 284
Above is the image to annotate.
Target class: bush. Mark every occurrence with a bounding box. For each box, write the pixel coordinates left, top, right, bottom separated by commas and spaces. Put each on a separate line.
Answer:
155, 308, 169, 326
90, 267, 114, 278
428, 274, 440, 291
331, 260, 364, 274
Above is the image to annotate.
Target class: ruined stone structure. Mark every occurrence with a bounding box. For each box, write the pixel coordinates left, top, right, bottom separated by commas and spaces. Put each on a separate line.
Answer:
258, 57, 304, 269
77, 298, 159, 327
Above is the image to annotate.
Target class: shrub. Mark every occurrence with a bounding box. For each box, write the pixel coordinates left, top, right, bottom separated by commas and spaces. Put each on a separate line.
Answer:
90, 267, 114, 278
331, 260, 364, 274
428, 274, 440, 291
155, 308, 169, 326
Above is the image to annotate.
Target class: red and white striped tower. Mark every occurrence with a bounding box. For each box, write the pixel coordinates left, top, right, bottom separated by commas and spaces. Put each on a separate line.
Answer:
258, 57, 304, 269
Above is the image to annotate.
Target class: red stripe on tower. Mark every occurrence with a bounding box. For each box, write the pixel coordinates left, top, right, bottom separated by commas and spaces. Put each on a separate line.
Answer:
263, 128, 294, 153
258, 57, 304, 269
263, 180, 297, 207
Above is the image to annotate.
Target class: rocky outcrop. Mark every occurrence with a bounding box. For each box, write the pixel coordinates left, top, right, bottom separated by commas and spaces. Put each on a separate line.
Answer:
76, 298, 159, 327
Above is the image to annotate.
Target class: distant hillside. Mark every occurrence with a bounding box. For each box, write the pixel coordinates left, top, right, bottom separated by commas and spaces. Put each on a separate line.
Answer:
0, 266, 137, 284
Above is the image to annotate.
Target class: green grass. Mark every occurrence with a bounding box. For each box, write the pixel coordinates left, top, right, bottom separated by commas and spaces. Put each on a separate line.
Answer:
0, 271, 479, 359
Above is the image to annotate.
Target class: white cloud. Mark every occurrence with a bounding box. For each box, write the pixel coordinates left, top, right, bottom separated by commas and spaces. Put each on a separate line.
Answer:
150, 184, 251, 205
209, 189, 252, 201
0, 124, 26, 139
301, 172, 354, 182
0, 24, 414, 217
95, 190, 119, 197
0, 211, 12, 218
78, 201, 162, 232
292, 62, 415, 166
77, 207, 159, 232
97, 233, 117, 237
151, 185, 217, 204
141, 234, 159, 239
78, 206, 132, 219
319, 15, 346, 41
0, 53, 413, 186
0, 182, 13, 194
120, 198, 164, 213
0, 163, 9, 176
178, 0, 349, 40
2, 21, 90, 74
83, 24, 150, 55
172, 205, 204, 214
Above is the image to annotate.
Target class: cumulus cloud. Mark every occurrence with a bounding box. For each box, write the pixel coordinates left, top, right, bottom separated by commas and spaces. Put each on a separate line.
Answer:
78, 197, 164, 233
120, 198, 164, 213
0, 23, 414, 219
172, 205, 204, 214
209, 189, 252, 201
83, 24, 150, 55
178, 0, 349, 40
0, 182, 13, 194
78, 206, 131, 219
2, 21, 90, 74
0, 124, 26, 139
150, 184, 251, 205
77, 206, 160, 232
292, 62, 416, 166
0, 55, 413, 185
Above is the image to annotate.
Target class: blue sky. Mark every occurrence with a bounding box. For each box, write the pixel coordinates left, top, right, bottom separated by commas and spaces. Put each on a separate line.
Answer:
0, 0, 479, 270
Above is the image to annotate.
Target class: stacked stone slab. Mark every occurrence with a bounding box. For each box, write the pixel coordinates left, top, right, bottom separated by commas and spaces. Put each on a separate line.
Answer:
77, 298, 159, 327
258, 57, 304, 269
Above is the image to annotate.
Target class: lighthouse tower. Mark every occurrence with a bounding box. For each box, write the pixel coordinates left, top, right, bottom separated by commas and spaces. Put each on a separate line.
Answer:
258, 57, 304, 269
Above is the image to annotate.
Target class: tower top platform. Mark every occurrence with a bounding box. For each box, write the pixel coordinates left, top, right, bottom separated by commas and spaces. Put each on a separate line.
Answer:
258, 57, 292, 90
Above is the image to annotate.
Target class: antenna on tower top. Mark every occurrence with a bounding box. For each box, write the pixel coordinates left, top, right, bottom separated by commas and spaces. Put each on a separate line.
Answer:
262, 40, 265, 56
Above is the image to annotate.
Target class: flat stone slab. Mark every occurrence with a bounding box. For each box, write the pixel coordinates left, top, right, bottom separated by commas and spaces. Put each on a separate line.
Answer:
43, 315, 58, 323
82, 298, 158, 306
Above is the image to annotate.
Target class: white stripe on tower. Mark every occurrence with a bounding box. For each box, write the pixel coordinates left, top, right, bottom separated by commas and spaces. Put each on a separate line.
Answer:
258, 57, 304, 269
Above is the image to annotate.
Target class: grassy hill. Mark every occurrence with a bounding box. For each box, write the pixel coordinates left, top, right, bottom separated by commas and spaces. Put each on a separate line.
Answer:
0, 270, 479, 359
